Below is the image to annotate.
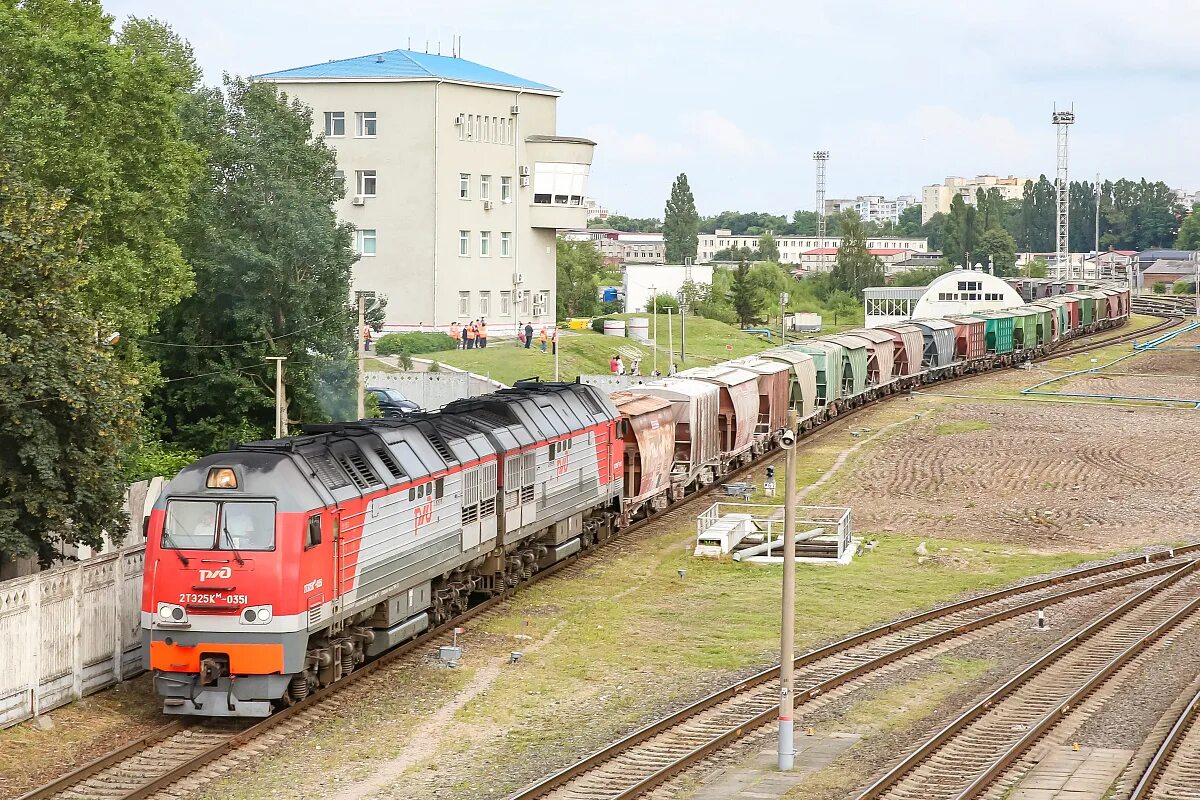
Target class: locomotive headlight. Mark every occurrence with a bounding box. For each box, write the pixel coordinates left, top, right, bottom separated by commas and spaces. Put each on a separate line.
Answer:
241, 605, 274, 625
157, 603, 187, 623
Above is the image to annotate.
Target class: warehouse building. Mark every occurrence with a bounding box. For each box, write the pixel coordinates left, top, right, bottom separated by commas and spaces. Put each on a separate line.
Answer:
864, 268, 1024, 328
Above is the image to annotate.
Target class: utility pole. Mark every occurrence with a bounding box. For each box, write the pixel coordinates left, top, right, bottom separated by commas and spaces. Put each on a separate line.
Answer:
681, 258, 692, 363
266, 357, 287, 437
779, 291, 789, 343
777, 409, 799, 770
666, 306, 674, 372
1094, 173, 1101, 280
356, 292, 367, 420
650, 285, 658, 375
554, 325, 560, 382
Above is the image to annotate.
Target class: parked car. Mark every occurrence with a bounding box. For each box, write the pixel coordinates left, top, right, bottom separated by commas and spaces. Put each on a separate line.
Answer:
367, 387, 420, 417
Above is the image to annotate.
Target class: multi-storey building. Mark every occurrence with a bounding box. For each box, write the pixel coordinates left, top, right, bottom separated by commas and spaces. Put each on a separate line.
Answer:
562, 229, 665, 265
921, 175, 1033, 223
824, 194, 919, 226
697, 230, 927, 263
258, 49, 594, 332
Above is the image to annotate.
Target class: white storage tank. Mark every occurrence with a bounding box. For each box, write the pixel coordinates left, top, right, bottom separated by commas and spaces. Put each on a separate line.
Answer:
603, 319, 627, 337
627, 317, 649, 342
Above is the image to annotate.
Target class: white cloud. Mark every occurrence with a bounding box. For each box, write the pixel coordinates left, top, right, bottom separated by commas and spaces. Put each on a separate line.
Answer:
685, 111, 771, 158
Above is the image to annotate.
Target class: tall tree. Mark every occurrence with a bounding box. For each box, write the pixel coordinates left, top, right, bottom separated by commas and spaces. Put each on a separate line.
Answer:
729, 261, 762, 326
1176, 204, 1200, 250
0, 165, 142, 562
556, 238, 603, 319
921, 212, 948, 251
663, 173, 699, 263
830, 212, 883, 295
151, 78, 356, 451
943, 194, 968, 266
976, 228, 1018, 276
757, 231, 780, 262
896, 205, 923, 236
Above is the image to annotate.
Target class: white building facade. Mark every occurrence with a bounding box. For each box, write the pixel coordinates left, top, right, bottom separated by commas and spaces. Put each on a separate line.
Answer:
622, 263, 715, 314
825, 195, 919, 226
697, 230, 927, 263
258, 49, 594, 332
921, 175, 1032, 223
864, 269, 1024, 328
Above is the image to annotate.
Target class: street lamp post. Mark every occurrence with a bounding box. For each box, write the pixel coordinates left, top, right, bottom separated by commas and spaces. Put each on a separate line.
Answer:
355, 290, 377, 420
778, 410, 798, 770
265, 357, 287, 438
649, 284, 657, 375
666, 306, 674, 372
779, 291, 789, 344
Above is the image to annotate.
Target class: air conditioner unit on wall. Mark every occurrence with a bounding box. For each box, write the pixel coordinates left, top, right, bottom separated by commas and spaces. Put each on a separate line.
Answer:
483, 200, 493, 210
518, 165, 530, 176
510, 105, 520, 115
351, 195, 366, 206
519, 176, 530, 188
454, 114, 465, 125
513, 272, 525, 285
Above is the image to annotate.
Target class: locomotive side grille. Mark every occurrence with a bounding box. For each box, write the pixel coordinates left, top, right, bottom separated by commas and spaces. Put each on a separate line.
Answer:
480, 496, 496, 518
462, 504, 479, 525
338, 450, 381, 490
307, 452, 350, 490
425, 432, 454, 463
520, 485, 534, 504
374, 446, 405, 480
308, 604, 323, 626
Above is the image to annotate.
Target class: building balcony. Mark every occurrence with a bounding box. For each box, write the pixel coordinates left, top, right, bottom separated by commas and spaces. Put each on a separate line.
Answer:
528, 201, 587, 230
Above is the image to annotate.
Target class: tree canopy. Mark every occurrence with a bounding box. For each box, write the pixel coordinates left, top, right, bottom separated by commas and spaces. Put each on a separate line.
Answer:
829, 212, 883, 295
149, 78, 357, 452
556, 238, 603, 319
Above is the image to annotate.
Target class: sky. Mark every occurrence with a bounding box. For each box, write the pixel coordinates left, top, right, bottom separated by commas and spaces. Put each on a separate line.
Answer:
104, 0, 1200, 218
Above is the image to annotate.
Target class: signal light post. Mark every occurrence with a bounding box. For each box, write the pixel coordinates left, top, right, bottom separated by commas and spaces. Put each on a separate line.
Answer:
778, 410, 798, 770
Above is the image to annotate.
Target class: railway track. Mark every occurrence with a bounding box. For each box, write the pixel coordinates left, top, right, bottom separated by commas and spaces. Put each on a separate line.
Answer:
507, 550, 1200, 800
17, 312, 1182, 800
1127, 681, 1200, 799
854, 562, 1200, 800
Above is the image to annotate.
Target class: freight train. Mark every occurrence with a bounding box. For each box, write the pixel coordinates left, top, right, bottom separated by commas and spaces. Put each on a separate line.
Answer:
142, 284, 1129, 716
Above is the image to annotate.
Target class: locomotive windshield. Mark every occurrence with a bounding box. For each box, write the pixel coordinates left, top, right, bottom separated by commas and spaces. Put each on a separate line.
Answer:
163, 500, 276, 551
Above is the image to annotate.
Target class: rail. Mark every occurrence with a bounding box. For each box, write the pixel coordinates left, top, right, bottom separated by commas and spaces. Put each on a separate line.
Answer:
1128, 681, 1200, 800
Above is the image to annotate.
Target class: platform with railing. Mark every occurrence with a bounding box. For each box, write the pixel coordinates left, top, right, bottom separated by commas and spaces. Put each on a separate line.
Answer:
695, 501, 854, 564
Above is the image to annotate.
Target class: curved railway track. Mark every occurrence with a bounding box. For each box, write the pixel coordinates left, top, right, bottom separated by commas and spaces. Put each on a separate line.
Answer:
17, 311, 1187, 800
854, 562, 1200, 800
507, 553, 1199, 800
1128, 682, 1200, 799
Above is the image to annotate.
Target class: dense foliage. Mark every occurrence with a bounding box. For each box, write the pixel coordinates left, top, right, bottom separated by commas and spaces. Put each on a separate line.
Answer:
556, 238, 604, 319
375, 332, 456, 357
149, 78, 357, 452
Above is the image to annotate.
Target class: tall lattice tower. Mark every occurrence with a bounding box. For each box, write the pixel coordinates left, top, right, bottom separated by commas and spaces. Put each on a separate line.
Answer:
813, 150, 830, 240
1052, 106, 1075, 279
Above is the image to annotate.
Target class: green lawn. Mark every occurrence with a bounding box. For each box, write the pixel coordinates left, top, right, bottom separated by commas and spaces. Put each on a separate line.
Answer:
431, 315, 774, 385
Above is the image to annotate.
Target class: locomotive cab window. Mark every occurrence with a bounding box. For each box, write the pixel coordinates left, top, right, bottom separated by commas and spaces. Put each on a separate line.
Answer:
409, 487, 416, 501
162, 500, 276, 552
435, 478, 444, 499
306, 515, 322, 549
548, 442, 556, 459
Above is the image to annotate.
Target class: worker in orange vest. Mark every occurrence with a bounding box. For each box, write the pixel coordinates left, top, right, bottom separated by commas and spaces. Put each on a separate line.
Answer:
478, 319, 488, 349
539, 327, 548, 353
465, 322, 477, 349
449, 321, 461, 348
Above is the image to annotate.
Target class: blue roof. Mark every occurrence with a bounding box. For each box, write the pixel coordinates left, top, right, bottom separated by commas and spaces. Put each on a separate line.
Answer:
256, 49, 559, 93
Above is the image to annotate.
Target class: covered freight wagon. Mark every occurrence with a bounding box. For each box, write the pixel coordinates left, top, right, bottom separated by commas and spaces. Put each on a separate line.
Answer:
977, 311, 1015, 355
677, 365, 761, 468
877, 324, 926, 378
788, 341, 849, 408
909, 318, 958, 370
815, 337, 868, 399
839, 328, 896, 387
947, 315, 987, 360
759, 348, 819, 423
611, 391, 676, 511
635, 378, 721, 491
729, 356, 791, 448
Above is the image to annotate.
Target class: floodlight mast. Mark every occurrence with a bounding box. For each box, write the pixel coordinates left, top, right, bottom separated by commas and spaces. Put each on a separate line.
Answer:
1052, 106, 1075, 280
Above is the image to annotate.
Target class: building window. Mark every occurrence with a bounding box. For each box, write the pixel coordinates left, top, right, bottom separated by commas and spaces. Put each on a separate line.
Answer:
521, 290, 532, 315
459, 230, 470, 256
356, 170, 377, 197
356, 111, 377, 138
459, 173, 470, 200
458, 291, 470, 316
480, 231, 491, 257
480, 291, 490, 316
501, 176, 512, 203
467, 115, 474, 140
500, 290, 512, 315
533, 290, 548, 317
500, 231, 512, 257
323, 111, 345, 137
356, 229, 377, 256
334, 169, 345, 190
491, 117, 498, 143
480, 175, 491, 201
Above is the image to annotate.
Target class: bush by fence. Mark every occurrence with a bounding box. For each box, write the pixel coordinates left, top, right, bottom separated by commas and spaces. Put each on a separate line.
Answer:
375, 332, 456, 357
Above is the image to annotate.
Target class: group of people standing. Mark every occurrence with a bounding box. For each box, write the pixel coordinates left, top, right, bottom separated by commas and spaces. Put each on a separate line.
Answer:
517, 321, 556, 354
609, 354, 674, 377
449, 319, 488, 349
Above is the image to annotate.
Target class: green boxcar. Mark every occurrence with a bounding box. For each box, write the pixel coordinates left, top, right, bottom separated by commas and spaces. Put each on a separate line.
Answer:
1031, 307, 1052, 345
1075, 294, 1095, 325
1008, 308, 1040, 349
978, 312, 1015, 354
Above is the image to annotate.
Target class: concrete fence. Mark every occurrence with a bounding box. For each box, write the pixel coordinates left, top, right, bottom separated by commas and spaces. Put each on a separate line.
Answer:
366, 359, 507, 409
0, 544, 146, 727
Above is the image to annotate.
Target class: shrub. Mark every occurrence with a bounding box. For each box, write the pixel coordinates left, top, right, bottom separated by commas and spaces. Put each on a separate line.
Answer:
397, 351, 414, 370
647, 292, 679, 313
428, 360, 441, 373
1174, 280, 1195, 295
591, 316, 611, 333
1152, 282, 1167, 294
375, 332, 456, 357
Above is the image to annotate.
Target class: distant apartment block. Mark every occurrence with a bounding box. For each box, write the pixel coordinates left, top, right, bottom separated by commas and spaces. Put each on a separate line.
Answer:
257, 48, 594, 331
921, 175, 1033, 223
824, 194, 919, 226
697, 229, 928, 268
584, 197, 609, 222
